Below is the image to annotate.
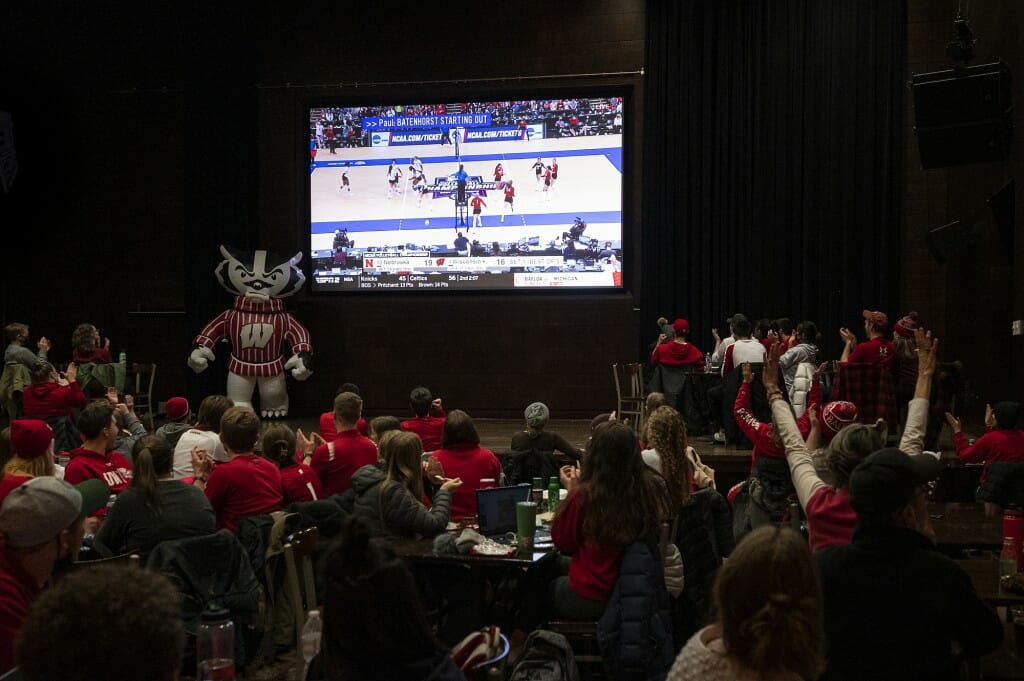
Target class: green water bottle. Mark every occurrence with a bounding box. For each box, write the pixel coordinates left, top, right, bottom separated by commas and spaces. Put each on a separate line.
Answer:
548, 476, 561, 514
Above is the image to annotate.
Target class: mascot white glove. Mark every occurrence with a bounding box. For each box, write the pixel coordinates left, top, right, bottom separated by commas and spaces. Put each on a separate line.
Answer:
188, 346, 216, 373
284, 354, 312, 381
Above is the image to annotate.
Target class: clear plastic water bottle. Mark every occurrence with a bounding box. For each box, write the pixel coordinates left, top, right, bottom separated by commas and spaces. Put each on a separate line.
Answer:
118, 350, 127, 368
704, 353, 712, 372
301, 610, 323, 675
196, 606, 235, 681
1001, 537, 1020, 581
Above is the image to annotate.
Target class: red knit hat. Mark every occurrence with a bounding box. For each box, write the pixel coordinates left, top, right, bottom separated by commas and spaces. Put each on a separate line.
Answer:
894, 311, 919, 338
165, 396, 190, 421
819, 401, 858, 439
10, 420, 54, 459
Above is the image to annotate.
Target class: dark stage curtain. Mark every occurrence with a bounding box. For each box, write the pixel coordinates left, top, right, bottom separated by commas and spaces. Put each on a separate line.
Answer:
641, 0, 906, 360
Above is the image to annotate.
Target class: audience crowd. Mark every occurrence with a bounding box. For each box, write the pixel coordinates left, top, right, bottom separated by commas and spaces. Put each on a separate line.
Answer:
0, 311, 1019, 680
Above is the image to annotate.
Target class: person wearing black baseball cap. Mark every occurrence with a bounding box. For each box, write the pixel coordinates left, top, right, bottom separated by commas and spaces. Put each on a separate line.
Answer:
814, 448, 1002, 680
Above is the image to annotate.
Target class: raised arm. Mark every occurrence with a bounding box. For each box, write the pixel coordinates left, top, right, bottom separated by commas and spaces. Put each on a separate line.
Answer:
764, 342, 826, 509
898, 328, 938, 456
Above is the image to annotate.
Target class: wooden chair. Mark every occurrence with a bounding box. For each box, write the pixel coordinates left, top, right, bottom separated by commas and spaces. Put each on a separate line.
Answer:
283, 526, 320, 676
130, 362, 156, 430
612, 363, 646, 434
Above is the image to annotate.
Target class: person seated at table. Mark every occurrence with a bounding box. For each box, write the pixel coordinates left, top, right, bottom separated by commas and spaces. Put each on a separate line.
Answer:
946, 401, 1024, 485
838, 309, 894, 367
550, 420, 672, 620
319, 382, 370, 441
15, 564, 186, 681
432, 410, 501, 521
770, 328, 938, 552
721, 316, 766, 377
307, 517, 466, 681
94, 435, 215, 561
641, 406, 696, 492
815, 448, 1001, 680
261, 423, 324, 504
191, 406, 283, 532
651, 318, 705, 372
401, 385, 447, 452
510, 402, 582, 461
349, 430, 461, 539
667, 525, 824, 681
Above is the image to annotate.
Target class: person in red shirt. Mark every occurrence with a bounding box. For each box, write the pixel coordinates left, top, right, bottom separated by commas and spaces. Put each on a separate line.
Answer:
839, 309, 895, 368
70, 323, 113, 365
309, 392, 378, 496
318, 382, 369, 442
0, 476, 106, 673
262, 423, 324, 504
947, 401, 1024, 483
500, 180, 515, 223
401, 386, 447, 452
470, 194, 487, 228
192, 406, 283, 532
550, 420, 672, 620
430, 410, 501, 521
493, 162, 505, 183
64, 401, 133, 515
21, 361, 86, 420
650, 318, 705, 372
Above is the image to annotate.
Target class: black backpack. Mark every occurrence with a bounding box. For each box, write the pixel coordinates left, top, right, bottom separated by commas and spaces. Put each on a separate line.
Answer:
508, 630, 580, 681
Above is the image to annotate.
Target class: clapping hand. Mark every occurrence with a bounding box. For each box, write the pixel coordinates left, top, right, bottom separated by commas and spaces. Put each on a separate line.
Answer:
839, 327, 857, 345
191, 447, 214, 478
944, 412, 962, 434
296, 428, 325, 455
985, 403, 996, 429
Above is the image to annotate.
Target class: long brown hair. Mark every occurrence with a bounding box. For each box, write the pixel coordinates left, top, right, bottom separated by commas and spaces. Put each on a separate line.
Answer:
129, 435, 174, 509
715, 526, 824, 680
573, 420, 672, 546
261, 423, 298, 468
378, 430, 424, 502
644, 406, 691, 508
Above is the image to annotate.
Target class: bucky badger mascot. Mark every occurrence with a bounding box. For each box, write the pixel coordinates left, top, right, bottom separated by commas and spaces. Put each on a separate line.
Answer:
188, 246, 313, 417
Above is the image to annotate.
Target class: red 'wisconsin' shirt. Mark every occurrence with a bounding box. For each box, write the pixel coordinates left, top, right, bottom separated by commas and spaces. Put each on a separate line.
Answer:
280, 463, 324, 504
401, 415, 447, 452
65, 447, 132, 516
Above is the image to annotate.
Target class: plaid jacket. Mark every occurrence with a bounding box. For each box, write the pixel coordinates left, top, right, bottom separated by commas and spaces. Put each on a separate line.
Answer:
832, 362, 896, 427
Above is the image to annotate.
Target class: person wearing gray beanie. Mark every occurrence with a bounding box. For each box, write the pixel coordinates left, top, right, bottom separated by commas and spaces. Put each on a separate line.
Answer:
511, 402, 582, 461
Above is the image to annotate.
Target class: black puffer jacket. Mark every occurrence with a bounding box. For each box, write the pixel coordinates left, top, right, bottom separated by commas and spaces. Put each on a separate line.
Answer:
349, 465, 452, 538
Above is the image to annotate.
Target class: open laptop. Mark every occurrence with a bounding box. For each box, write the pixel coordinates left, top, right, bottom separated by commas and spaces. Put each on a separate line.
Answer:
476, 483, 532, 538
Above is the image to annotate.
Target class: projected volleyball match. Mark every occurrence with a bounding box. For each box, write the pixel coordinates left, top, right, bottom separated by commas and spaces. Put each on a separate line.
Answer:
307, 97, 624, 292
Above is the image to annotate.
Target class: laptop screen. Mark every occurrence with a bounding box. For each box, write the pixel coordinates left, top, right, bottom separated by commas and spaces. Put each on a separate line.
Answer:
476, 483, 532, 535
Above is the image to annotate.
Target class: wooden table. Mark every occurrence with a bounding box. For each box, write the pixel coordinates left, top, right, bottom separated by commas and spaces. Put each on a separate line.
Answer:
930, 502, 1004, 554
957, 558, 1024, 607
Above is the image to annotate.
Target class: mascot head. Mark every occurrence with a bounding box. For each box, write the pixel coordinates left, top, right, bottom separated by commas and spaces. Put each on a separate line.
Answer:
215, 245, 306, 302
